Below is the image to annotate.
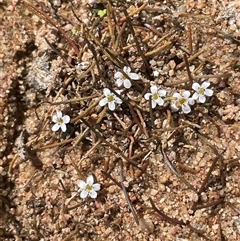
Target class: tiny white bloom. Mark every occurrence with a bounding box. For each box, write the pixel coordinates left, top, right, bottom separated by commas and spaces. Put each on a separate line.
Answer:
88, 0, 99, 4
192, 81, 213, 103
144, 85, 166, 108
77, 175, 101, 199
114, 66, 139, 89
52, 110, 70, 132
99, 88, 122, 111
171, 91, 195, 114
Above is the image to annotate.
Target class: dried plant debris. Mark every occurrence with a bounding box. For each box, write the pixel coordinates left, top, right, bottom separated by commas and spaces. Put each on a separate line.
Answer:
1, 0, 240, 240
26, 52, 60, 90
14, 131, 26, 160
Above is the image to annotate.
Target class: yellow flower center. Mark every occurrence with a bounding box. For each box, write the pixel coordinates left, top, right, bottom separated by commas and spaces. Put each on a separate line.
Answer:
122, 74, 127, 80
57, 118, 63, 124
152, 93, 159, 100
86, 184, 93, 192
107, 94, 114, 102
198, 87, 205, 95
179, 98, 187, 105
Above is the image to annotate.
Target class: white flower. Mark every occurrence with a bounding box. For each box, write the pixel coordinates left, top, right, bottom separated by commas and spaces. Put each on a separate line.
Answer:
171, 91, 195, 114
52, 110, 70, 132
99, 88, 122, 111
88, 0, 99, 4
114, 66, 139, 89
144, 85, 166, 108
192, 81, 213, 103
77, 175, 101, 199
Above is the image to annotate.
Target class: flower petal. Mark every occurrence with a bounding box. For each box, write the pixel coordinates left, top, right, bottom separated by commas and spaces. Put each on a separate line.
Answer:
62, 115, 70, 124
80, 190, 88, 199
182, 90, 191, 99
61, 123, 67, 132
170, 103, 179, 112
188, 98, 195, 105
124, 79, 132, 89
129, 73, 139, 80
192, 83, 200, 91
198, 95, 206, 103
123, 66, 131, 73
77, 180, 86, 189
155, 98, 164, 106
173, 93, 181, 100
151, 100, 157, 109
93, 183, 101, 191
182, 104, 191, 114
158, 89, 166, 97
108, 101, 116, 111
205, 89, 213, 97
192, 92, 199, 100
115, 90, 122, 95
52, 123, 60, 132
116, 78, 123, 87
56, 110, 63, 118
52, 115, 58, 123
86, 175, 94, 185
114, 71, 123, 79
115, 97, 122, 104
99, 97, 108, 107
103, 88, 111, 96
89, 190, 97, 199
202, 81, 210, 88
150, 85, 158, 94
144, 93, 152, 100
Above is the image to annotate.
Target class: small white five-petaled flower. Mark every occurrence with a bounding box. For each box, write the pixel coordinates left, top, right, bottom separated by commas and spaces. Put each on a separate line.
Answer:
192, 81, 213, 103
171, 91, 195, 114
52, 110, 70, 132
144, 85, 166, 108
77, 175, 101, 199
99, 88, 122, 111
114, 66, 139, 89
